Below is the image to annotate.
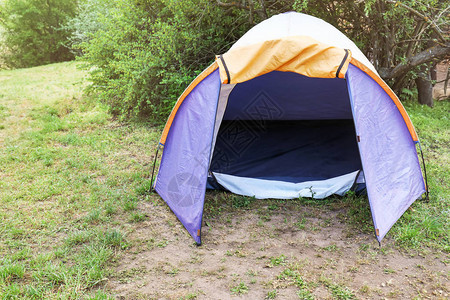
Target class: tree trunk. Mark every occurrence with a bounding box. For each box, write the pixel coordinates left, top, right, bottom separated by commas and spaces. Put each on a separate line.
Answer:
415, 72, 434, 107
430, 63, 437, 81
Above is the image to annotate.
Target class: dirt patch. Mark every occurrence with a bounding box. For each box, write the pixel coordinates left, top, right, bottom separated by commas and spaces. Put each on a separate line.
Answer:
108, 197, 449, 299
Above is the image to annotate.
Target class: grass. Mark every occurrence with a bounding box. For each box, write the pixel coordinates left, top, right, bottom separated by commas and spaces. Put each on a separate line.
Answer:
391, 100, 449, 251
0, 61, 448, 298
268, 255, 288, 267
273, 263, 314, 299
328, 283, 355, 300
0, 62, 158, 298
266, 289, 277, 299
232, 194, 253, 208
230, 281, 249, 295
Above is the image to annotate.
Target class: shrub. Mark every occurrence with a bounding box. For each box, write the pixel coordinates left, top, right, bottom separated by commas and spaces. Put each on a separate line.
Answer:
78, 0, 250, 122
0, 0, 77, 68
64, 0, 113, 56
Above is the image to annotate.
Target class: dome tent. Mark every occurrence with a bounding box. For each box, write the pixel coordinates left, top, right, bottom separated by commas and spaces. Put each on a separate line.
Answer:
152, 12, 427, 245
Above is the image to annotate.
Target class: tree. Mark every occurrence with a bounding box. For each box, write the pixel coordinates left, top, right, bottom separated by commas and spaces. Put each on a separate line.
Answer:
64, 0, 113, 56
79, 0, 448, 121
0, 0, 77, 68
217, 0, 450, 106
78, 0, 251, 121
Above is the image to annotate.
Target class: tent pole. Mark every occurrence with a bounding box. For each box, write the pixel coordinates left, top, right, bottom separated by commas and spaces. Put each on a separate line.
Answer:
418, 141, 429, 201
150, 144, 161, 193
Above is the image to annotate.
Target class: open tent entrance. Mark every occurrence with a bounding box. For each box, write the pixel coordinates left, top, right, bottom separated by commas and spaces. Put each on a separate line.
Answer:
209, 71, 363, 199
154, 12, 426, 244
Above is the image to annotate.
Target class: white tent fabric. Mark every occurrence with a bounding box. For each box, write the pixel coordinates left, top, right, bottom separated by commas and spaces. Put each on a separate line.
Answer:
214, 171, 360, 199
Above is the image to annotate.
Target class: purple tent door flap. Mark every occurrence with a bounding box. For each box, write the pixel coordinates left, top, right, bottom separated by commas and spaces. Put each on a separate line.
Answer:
154, 68, 221, 244
346, 64, 426, 242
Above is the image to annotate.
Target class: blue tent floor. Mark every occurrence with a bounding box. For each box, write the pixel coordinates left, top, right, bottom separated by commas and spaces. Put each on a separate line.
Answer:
210, 119, 362, 184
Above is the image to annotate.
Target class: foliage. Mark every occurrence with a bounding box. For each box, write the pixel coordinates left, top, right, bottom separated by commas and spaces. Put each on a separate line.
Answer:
266, 289, 277, 299
78, 0, 250, 122
232, 195, 253, 208
230, 281, 249, 295
292, 0, 449, 101
0, 0, 77, 68
0, 26, 6, 69
329, 283, 355, 300
64, 0, 113, 56
268, 255, 287, 267
76, 0, 447, 118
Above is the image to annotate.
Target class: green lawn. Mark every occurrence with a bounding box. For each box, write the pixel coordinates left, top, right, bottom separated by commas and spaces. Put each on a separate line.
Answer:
0, 62, 159, 299
392, 100, 449, 251
0, 62, 448, 298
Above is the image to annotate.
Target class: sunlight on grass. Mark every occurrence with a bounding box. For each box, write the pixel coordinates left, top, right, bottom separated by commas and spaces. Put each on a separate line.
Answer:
0, 61, 86, 105
0, 62, 157, 298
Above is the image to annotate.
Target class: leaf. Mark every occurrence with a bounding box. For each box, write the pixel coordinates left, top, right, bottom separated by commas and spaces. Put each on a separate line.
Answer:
402, 88, 414, 96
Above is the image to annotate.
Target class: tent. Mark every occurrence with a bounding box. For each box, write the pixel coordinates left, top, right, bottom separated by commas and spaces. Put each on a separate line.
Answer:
152, 12, 427, 245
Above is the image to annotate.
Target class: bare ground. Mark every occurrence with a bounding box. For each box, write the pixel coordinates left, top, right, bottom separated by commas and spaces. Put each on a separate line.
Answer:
108, 195, 449, 300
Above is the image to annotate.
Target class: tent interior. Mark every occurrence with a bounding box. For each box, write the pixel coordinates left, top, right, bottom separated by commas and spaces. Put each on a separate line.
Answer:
208, 71, 364, 199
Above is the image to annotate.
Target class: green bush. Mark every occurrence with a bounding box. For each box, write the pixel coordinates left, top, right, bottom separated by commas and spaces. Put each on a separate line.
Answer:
0, 0, 77, 68
79, 0, 250, 122
65, 0, 113, 56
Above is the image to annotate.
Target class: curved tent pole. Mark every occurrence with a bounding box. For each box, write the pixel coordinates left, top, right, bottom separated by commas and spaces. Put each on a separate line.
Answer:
418, 141, 430, 201
150, 143, 162, 193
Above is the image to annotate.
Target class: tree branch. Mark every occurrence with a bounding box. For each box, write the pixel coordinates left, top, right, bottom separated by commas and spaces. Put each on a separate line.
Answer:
258, 0, 268, 19
384, 0, 447, 43
444, 67, 449, 95
216, 0, 267, 20
405, 21, 424, 59
380, 43, 450, 79
249, 0, 254, 24
216, 0, 249, 10
395, 38, 441, 46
